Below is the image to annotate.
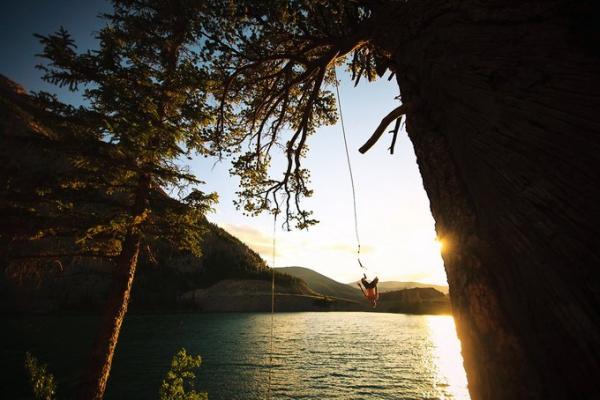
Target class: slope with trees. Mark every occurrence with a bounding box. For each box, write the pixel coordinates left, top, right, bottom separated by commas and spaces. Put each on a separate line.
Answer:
1, 72, 309, 315
371, 281, 448, 295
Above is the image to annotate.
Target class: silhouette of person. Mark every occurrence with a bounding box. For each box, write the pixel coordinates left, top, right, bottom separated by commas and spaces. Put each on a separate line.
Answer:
358, 273, 379, 308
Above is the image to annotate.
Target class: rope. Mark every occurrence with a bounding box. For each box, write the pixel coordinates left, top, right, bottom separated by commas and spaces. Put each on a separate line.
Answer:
267, 213, 277, 399
334, 69, 366, 270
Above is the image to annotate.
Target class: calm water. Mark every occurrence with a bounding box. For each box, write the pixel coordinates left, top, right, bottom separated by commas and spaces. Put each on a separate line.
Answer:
1, 312, 470, 399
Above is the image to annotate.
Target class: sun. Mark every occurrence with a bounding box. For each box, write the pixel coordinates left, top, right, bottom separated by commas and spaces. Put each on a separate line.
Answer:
433, 237, 444, 253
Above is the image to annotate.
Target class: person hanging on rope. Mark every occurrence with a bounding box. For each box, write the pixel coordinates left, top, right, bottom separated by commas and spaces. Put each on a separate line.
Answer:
358, 273, 379, 308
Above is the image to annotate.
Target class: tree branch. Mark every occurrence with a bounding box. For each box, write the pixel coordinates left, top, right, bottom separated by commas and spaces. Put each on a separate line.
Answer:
358, 104, 406, 154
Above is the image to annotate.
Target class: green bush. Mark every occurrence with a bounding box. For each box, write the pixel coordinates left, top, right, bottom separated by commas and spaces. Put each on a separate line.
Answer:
159, 348, 207, 400
24, 352, 57, 400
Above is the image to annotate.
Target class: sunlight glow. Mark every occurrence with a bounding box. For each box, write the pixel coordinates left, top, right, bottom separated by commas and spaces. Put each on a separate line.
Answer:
434, 238, 444, 253
427, 316, 469, 399
197, 71, 449, 285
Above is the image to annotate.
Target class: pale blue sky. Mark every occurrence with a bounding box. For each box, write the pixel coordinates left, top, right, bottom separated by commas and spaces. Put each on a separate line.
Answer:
1, 1, 446, 284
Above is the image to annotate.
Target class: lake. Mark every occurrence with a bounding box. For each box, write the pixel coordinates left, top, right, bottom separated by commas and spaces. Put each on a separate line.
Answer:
1, 312, 470, 399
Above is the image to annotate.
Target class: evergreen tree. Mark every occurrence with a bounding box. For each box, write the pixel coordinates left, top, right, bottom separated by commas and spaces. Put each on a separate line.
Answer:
159, 348, 207, 400
27, 1, 216, 398
24, 352, 57, 400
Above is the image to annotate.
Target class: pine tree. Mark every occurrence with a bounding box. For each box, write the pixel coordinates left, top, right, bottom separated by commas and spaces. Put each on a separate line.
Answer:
159, 348, 208, 400
27, 1, 216, 398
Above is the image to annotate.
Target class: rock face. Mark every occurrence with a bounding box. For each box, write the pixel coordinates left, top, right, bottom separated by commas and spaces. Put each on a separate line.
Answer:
373, 1, 600, 399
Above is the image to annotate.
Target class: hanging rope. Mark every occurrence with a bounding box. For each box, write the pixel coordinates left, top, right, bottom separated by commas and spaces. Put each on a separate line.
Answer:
267, 213, 277, 399
334, 69, 366, 270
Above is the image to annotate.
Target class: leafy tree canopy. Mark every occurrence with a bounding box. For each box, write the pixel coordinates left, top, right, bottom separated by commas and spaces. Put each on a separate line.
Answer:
198, 0, 399, 229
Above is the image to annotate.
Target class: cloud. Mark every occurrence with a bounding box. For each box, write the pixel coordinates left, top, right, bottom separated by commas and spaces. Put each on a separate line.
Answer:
321, 243, 375, 254
220, 223, 375, 266
220, 223, 282, 260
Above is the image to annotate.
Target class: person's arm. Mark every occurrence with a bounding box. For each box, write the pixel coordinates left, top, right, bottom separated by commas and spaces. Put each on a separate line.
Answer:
357, 283, 367, 298
375, 286, 379, 300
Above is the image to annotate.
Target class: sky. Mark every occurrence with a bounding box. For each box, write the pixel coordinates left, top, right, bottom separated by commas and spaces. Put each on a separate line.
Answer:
0, 1, 447, 285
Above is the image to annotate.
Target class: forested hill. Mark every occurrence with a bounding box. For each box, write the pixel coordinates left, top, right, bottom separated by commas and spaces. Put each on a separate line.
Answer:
0, 75, 448, 316
276, 266, 364, 302
368, 281, 448, 294
0, 75, 306, 313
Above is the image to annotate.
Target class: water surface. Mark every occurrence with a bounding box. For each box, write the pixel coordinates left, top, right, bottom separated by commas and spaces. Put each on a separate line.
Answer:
2, 312, 469, 399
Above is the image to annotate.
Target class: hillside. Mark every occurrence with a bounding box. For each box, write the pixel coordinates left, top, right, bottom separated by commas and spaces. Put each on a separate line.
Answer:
0, 75, 450, 316
377, 288, 451, 314
179, 279, 366, 312
375, 281, 449, 294
276, 266, 363, 302
0, 75, 306, 313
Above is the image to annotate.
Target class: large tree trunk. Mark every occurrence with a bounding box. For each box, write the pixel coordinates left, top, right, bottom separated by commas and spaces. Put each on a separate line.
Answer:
78, 175, 149, 400
375, 1, 600, 399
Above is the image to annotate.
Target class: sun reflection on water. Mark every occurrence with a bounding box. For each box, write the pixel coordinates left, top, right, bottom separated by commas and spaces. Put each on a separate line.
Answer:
426, 315, 470, 399
262, 313, 471, 400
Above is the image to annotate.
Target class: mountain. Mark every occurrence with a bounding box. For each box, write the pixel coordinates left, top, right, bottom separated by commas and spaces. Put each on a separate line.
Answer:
179, 279, 367, 312
349, 280, 449, 294
276, 266, 451, 314
0, 75, 448, 315
0, 75, 307, 313
377, 287, 451, 314
275, 266, 364, 302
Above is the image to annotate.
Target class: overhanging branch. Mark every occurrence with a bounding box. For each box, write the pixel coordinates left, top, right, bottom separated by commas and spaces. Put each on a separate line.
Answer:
358, 104, 406, 154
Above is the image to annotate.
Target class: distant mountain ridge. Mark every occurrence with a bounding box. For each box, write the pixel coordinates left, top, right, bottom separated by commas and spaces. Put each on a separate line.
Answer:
365, 281, 449, 294
275, 267, 450, 314
276, 267, 448, 300
275, 267, 364, 302
277, 266, 449, 297
378, 287, 450, 314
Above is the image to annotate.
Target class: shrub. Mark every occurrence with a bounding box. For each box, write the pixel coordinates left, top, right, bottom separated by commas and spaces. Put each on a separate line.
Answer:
159, 348, 207, 400
24, 352, 57, 400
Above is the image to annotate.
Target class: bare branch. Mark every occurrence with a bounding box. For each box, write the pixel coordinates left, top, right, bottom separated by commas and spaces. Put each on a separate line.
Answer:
388, 115, 402, 154
359, 104, 406, 154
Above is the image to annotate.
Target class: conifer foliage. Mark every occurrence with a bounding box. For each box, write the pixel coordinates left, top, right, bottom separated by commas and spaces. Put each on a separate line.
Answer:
23, 1, 217, 398
159, 348, 207, 400
31, 2, 217, 258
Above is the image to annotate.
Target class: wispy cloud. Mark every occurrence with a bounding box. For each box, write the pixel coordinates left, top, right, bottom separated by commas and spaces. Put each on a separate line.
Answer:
321, 243, 374, 254
220, 223, 375, 264
220, 223, 281, 260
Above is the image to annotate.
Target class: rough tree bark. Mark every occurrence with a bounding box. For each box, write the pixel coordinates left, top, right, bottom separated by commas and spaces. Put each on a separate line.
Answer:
78, 175, 149, 400
373, 1, 600, 399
